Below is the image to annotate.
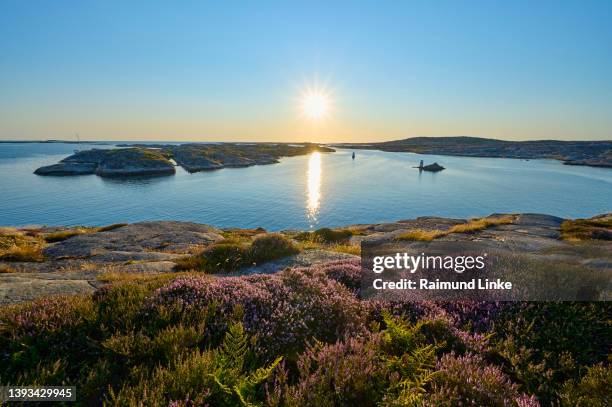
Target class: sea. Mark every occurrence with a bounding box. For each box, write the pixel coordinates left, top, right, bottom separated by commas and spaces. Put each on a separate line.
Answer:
0, 142, 610, 230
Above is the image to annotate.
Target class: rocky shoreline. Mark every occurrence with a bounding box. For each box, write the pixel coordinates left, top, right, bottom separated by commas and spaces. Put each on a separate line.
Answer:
335, 136, 612, 168
34, 143, 334, 177
1, 213, 609, 305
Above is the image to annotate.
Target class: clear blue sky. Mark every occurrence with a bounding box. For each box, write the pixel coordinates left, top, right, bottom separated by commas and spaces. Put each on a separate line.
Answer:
1, 1, 611, 142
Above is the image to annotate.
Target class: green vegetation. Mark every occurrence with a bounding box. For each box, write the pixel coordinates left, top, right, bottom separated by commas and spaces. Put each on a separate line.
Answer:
560, 363, 612, 407
0, 262, 609, 405
560, 215, 612, 241
97, 223, 128, 232
295, 227, 354, 243
0, 229, 44, 262
44, 228, 88, 243
395, 229, 444, 242
175, 233, 299, 272
396, 215, 515, 241
448, 215, 514, 234
45, 224, 128, 242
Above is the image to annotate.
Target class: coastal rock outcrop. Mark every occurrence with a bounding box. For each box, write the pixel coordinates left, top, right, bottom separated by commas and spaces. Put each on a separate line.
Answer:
95, 148, 175, 177
43, 221, 224, 259
34, 148, 175, 177
34, 143, 335, 176
166, 143, 334, 173
336, 136, 612, 169
1, 213, 610, 304
422, 162, 445, 172
34, 161, 98, 175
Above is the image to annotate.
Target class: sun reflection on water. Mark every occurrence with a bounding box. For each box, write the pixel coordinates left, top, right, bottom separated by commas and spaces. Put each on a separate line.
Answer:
306, 152, 322, 225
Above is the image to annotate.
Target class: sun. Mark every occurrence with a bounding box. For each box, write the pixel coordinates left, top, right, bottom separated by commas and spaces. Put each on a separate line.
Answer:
300, 87, 331, 121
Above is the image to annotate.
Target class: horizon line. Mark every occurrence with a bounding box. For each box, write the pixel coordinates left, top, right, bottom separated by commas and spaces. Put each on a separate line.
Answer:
1, 135, 611, 144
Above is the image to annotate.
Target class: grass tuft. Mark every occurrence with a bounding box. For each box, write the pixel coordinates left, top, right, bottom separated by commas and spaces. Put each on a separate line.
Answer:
395, 229, 445, 241
448, 215, 514, 234
97, 223, 128, 232
44, 229, 86, 243
327, 244, 361, 255
0, 245, 44, 262
560, 215, 612, 241
0, 264, 16, 273
396, 215, 515, 241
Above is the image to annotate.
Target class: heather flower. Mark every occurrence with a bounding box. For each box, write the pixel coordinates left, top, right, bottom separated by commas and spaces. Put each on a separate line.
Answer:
151, 267, 367, 359
282, 333, 388, 407
291, 258, 362, 293
427, 353, 540, 406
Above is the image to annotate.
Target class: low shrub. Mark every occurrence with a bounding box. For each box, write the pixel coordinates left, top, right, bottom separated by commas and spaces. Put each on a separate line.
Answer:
249, 233, 299, 264
428, 353, 539, 406
280, 335, 388, 407
174, 240, 248, 272
295, 259, 362, 293
175, 234, 299, 273
296, 227, 354, 243
152, 268, 366, 359
0, 295, 97, 380
1, 259, 609, 405
492, 302, 611, 404
107, 322, 282, 406
560, 363, 611, 407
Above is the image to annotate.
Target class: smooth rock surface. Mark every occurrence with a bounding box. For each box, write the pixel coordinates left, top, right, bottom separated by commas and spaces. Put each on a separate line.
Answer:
43, 221, 224, 258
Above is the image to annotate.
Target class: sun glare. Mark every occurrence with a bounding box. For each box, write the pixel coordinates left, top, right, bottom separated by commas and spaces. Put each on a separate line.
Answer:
300, 88, 331, 121
306, 151, 322, 224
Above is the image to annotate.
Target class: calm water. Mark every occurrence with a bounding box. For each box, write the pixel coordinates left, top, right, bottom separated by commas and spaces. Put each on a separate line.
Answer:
0, 142, 610, 230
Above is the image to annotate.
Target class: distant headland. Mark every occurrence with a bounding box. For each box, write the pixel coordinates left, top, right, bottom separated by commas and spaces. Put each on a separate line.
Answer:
335, 136, 612, 168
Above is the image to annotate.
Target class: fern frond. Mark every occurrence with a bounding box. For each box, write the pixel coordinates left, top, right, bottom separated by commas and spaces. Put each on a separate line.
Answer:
220, 321, 248, 371
247, 356, 283, 386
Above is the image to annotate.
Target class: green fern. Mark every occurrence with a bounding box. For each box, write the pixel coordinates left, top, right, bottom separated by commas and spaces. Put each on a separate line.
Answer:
219, 321, 248, 371
379, 313, 438, 407
381, 310, 426, 355
208, 321, 282, 406
233, 356, 283, 407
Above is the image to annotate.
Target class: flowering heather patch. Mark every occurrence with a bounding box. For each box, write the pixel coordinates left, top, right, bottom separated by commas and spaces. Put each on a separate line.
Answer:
293, 258, 362, 292
428, 353, 540, 406
0, 295, 96, 379
0, 259, 609, 405
152, 267, 366, 359
0, 295, 93, 338
280, 334, 388, 406
439, 300, 510, 332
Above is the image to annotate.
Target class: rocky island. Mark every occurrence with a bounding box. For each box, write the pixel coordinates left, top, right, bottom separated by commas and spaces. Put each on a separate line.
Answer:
34, 143, 334, 176
34, 148, 176, 177
415, 160, 445, 172
336, 136, 612, 168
